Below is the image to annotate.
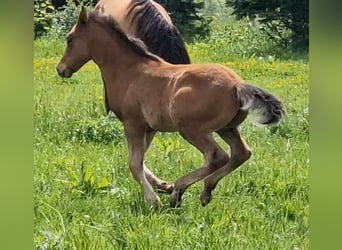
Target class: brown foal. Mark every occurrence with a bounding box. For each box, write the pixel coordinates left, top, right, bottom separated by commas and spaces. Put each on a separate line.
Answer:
56, 8, 285, 208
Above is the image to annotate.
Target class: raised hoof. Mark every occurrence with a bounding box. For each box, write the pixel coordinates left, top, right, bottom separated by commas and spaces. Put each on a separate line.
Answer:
156, 182, 174, 194
170, 191, 183, 208
200, 190, 212, 207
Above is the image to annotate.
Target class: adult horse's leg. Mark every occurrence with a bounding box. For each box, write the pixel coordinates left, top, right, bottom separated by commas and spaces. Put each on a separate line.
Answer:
144, 131, 174, 194
124, 123, 162, 207
170, 131, 229, 208
200, 127, 251, 206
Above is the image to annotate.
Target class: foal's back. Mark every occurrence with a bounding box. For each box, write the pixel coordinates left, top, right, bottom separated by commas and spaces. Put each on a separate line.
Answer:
133, 62, 245, 132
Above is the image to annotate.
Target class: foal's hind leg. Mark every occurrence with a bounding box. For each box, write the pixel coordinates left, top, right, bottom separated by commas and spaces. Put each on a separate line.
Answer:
170, 131, 229, 207
144, 131, 174, 194
200, 128, 251, 206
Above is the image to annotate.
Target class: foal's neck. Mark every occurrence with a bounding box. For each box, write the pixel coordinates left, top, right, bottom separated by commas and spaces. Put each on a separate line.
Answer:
90, 34, 150, 76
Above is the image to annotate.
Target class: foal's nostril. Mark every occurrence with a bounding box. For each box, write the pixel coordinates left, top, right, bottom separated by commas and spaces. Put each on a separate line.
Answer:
56, 64, 72, 78
56, 64, 64, 76
56, 66, 62, 76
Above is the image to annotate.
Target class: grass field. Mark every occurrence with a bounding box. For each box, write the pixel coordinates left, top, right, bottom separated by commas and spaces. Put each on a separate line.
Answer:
34, 29, 309, 249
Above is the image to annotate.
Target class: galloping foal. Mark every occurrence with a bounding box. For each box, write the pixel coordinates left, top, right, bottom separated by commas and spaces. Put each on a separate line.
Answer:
56, 8, 285, 208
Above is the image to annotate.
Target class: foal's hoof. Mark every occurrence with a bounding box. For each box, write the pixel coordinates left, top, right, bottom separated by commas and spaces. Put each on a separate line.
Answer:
164, 183, 174, 194
156, 182, 174, 194
200, 190, 212, 207
148, 198, 163, 211
154, 201, 164, 211
170, 191, 183, 208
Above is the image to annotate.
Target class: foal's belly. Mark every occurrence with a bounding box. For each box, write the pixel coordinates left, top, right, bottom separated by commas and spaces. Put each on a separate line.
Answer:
142, 108, 177, 132
149, 122, 177, 132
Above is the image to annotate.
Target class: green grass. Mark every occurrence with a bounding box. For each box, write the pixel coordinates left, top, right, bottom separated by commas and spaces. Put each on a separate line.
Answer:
34, 33, 308, 249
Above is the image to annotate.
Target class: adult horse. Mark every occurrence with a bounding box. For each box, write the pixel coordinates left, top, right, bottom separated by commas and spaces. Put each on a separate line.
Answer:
56, 8, 285, 208
95, 0, 190, 64
94, 0, 191, 113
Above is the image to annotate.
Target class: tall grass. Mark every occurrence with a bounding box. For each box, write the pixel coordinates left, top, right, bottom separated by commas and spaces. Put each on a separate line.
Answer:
34, 17, 309, 249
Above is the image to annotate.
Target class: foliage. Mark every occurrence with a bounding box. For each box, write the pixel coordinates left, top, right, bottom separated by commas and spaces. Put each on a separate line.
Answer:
51, 0, 97, 9
68, 115, 124, 145
156, 0, 213, 40
189, 17, 308, 62
34, 0, 55, 38
45, 0, 211, 40
47, 0, 97, 38
226, 0, 309, 50
34, 0, 95, 39
195, 17, 276, 60
49, 0, 81, 38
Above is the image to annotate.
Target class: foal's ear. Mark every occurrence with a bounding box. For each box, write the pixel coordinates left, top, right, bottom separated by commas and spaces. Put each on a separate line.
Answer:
78, 6, 89, 25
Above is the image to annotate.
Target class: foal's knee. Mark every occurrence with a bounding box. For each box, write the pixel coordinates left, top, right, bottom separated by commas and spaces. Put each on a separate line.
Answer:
129, 161, 144, 182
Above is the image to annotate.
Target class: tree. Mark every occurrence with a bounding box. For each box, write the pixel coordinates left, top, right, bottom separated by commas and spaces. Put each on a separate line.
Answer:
42, 0, 210, 39
50, 0, 96, 9
226, 0, 309, 50
34, 0, 55, 38
156, 0, 211, 39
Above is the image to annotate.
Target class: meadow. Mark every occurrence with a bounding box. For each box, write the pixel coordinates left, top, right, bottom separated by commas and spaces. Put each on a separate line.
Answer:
34, 18, 309, 249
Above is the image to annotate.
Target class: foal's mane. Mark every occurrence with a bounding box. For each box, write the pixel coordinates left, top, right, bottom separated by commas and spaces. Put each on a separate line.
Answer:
125, 0, 191, 64
89, 11, 162, 62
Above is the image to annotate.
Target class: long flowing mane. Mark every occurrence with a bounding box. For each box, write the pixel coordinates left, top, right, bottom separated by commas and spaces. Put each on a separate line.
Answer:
126, 0, 191, 64
90, 11, 163, 63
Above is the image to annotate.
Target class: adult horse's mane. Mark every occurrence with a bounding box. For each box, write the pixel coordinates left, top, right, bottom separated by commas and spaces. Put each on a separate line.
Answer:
90, 11, 163, 63
126, 0, 191, 64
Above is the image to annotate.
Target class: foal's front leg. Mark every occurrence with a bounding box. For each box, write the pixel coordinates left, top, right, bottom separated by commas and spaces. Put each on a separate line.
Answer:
144, 131, 174, 194
124, 124, 162, 207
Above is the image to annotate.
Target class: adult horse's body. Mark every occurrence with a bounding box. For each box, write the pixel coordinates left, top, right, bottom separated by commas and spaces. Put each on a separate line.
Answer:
57, 8, 285, 208
95, 0, 191, 113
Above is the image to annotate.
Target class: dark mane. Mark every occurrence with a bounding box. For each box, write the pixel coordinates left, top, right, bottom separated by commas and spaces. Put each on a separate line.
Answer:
89, 11, 162, 62
126, 0, 191, 64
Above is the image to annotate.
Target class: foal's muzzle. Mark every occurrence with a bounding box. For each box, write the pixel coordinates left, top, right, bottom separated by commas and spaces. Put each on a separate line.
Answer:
56, 63, 73, 78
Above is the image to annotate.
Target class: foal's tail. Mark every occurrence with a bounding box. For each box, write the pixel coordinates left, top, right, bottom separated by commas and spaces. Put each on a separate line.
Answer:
236, 83, 286, 125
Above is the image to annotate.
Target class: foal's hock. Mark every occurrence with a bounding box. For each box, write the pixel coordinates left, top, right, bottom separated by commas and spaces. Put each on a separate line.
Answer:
56, 8, 285, 208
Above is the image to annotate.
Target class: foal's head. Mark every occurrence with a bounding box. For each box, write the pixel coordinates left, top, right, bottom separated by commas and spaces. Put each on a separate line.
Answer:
56, 7, 161, 78
56, 7, 93, 78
